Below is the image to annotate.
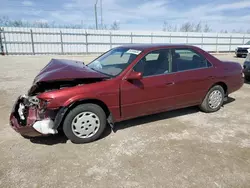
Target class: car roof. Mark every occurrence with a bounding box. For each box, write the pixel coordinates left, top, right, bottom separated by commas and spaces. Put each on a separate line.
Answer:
117, 44, 197, 51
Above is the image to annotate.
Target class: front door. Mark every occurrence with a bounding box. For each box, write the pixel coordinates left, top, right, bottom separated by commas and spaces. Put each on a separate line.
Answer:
120, 49, 177, 120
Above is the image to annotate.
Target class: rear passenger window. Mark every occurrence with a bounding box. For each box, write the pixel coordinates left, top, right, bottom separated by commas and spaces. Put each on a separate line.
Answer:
173, 49, 211, 72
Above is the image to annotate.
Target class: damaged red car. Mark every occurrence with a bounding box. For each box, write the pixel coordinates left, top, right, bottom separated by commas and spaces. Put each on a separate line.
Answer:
10, 44, 244, 143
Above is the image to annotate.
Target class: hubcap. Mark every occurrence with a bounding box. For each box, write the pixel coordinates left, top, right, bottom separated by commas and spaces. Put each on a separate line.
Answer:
71, 112, 100, 138
208, 90, 223, 109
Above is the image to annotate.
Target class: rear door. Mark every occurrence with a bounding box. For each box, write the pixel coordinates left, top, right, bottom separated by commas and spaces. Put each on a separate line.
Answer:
172, 48, 215, 108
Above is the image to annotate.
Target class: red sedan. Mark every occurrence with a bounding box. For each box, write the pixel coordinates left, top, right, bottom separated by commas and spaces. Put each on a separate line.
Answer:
10, 44, 244, 143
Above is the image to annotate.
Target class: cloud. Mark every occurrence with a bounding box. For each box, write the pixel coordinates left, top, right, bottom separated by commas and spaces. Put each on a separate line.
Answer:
1, 0, 250, 31
22, 0, 34, 6
213, 0, 250, 11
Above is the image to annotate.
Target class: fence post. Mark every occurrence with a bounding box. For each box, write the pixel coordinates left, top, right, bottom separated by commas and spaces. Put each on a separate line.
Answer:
151, 33, 153, 44
110, 32, 112, 49
243, 35, 245, 44
0, 28, 4, 55
186, 33, 188, 44
30, 29, 35, 55
229, 35, 232, 52
215, 34, 218, 52
169, 33, 172, 44
2, 28, 8, 55
85, 31, 88, 54
130, 32, 133, 44
60, 31, 64, 54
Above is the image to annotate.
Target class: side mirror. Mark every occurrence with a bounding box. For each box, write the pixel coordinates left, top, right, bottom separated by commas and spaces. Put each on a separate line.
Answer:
125, 71, 142, 80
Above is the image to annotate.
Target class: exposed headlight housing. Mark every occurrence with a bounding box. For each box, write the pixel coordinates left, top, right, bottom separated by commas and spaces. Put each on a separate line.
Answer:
38, 98, 52, 110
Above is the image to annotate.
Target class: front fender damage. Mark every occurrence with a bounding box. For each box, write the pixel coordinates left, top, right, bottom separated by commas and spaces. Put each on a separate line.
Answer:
10, 77, 108, 137
10, 95, 58, 136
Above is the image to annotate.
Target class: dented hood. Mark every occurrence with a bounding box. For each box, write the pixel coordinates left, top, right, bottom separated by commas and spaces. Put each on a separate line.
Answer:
33, 59, 108, 84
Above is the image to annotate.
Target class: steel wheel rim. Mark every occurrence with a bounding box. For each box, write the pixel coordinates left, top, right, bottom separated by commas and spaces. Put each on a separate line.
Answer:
71, 111, 100, 138
208, 90, 222, 109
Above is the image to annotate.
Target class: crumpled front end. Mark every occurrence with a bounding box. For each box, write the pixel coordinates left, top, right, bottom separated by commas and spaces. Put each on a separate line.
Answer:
10, 95, 58, 137
9, 58, 109, 137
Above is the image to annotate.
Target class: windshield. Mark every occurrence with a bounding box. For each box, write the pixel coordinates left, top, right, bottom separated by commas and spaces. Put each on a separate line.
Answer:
245, 41, 250, 45
88, 48, 141, 77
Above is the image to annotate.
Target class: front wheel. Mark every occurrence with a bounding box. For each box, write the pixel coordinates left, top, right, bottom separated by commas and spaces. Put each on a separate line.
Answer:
63, 104, 107, 144
199, 85, 225, 113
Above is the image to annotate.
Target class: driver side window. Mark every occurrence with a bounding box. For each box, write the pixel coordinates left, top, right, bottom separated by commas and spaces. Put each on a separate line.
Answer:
134, 49, 174, 77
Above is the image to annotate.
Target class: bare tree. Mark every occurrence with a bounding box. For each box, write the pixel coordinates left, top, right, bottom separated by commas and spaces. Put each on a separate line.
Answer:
110, 21, 120, 30
173, 25, 178, 32
34, 22, 49, 28
99, 24, 108, 30
163, 21, 173, 31
232, 29, 245, 33
0, 16, 9, 26
163, 21, 178, 32
220, 29, 228, 33
195, 22, 202, 32
162, 21, 167, 32
203, 24, 212, 32
179, 22, 195, 32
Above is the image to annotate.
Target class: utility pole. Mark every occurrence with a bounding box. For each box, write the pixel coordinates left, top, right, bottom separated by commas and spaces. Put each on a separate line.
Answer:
95, 0, 99, 30
100, 0, 103, 28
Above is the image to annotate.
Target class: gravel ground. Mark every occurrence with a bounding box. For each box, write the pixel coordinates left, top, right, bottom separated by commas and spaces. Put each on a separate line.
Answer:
0, 54, 249, 188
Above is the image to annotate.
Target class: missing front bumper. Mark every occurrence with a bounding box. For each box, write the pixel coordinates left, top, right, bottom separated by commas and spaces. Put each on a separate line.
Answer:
10, 95, 58, 136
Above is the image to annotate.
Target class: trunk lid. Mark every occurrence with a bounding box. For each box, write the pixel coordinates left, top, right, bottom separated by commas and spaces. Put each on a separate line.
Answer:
221, 61, 243, 71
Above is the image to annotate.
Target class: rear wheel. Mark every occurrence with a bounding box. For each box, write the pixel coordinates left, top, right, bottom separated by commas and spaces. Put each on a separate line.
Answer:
63, 104, 106, 144
199, 85, 225, 113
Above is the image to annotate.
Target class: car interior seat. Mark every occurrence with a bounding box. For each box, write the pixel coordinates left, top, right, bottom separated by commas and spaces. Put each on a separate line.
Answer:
154, 51, 169, 74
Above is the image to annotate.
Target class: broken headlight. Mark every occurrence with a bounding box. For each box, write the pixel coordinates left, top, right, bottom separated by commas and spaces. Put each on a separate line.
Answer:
38, 99, 51, 109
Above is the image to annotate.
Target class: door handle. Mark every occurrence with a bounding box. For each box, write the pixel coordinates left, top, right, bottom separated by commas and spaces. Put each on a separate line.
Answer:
165, 82, 175, 86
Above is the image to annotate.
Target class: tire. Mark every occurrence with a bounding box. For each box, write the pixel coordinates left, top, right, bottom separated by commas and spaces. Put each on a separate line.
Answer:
236, 54, 241, 58
21, 135, 32, 139
199, 85, 225, 113
245, 75, 250, 82
63, 104, 107, 144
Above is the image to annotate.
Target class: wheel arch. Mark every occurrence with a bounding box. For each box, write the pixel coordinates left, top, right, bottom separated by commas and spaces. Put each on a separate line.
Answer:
211, 82, 228, 95
200, 81, 228, 104
53, 98, 112, 130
